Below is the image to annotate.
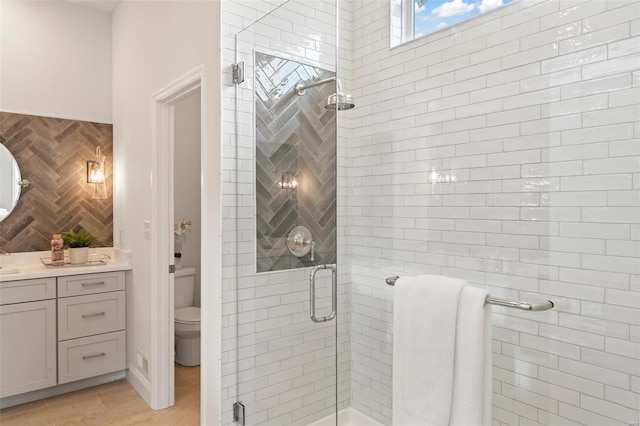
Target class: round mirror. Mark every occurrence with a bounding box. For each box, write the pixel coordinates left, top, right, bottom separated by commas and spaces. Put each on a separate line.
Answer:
0, 144, 22, 222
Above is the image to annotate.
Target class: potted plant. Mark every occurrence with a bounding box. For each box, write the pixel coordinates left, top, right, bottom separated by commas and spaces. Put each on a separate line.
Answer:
63, 228, 98, 264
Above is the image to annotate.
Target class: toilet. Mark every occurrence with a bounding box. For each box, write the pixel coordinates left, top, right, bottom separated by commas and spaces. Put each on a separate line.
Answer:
174, 266, 201, 366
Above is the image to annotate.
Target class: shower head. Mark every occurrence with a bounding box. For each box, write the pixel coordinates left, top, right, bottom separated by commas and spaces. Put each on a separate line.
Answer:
325, 91, 355, 111
295, 76, 355, 111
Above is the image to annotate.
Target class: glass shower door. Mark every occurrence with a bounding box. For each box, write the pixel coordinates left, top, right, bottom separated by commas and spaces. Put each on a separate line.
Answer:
222, 1, 343, 424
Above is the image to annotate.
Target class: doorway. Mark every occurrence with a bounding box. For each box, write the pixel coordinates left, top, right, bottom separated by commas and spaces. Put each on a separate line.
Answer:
149, 66, 210, 420
172, 89, 202, 412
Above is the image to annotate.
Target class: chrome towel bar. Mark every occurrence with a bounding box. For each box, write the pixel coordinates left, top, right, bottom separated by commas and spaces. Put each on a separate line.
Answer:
385, 276, 554, 312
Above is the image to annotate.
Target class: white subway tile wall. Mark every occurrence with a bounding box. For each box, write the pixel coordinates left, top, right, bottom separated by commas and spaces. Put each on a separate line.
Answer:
347, 0, 639, 425
223, 0, 639, 425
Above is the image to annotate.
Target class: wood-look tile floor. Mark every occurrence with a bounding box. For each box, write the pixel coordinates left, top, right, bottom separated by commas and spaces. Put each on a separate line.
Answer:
0, 365, 200, 425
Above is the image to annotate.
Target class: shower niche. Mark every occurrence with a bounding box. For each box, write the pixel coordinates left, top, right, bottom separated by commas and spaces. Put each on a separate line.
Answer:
254, 52, 337, 273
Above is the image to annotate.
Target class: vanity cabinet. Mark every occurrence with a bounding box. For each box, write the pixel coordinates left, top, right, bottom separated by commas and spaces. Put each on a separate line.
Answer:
0, 271, 126, 399
0, 278, 57, 398
57, 272, 126, 384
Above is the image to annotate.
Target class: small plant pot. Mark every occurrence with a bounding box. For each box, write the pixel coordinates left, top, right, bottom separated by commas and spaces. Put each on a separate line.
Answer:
68, 247, 89, 264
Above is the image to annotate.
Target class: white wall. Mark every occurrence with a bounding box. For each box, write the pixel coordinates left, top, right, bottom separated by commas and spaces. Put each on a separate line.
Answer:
0, 1, 112, 123
111, 1, 221, 422
175, 91, 202, 306
348, 0, 640, 425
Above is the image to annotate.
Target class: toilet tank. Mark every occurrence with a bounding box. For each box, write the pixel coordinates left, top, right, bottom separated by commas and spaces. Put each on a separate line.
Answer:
174, 267, 196, 309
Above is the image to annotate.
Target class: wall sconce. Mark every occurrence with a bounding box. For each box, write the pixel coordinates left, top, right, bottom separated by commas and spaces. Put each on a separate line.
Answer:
279, 173, 298, 190
87, 146, 107, 199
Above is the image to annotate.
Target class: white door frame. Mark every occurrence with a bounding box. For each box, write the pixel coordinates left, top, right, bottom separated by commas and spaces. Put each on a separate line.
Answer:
150, 65, 204, 410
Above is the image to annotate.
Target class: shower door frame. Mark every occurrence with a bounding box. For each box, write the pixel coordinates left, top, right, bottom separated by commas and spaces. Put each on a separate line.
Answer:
229, 6, 343, 421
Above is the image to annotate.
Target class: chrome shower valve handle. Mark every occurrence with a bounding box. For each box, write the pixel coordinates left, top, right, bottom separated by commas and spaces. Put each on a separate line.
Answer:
287, 225, 315, 261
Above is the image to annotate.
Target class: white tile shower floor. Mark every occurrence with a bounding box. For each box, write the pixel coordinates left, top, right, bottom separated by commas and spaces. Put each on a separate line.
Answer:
309, 407, 385, 426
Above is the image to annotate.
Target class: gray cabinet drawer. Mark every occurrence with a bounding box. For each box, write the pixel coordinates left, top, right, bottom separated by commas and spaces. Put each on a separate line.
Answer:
57, 272, 125, 297
58, 331, 126, 384
58, 292, 125, 340
0, 278, 56, 305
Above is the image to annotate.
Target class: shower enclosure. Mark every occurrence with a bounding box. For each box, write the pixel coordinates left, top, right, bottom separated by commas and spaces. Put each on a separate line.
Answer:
223, 1, 348, 424
223, 0, 640, 425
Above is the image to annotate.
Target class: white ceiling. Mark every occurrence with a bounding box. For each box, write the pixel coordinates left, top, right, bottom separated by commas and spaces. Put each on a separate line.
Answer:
65, 0, 121, 14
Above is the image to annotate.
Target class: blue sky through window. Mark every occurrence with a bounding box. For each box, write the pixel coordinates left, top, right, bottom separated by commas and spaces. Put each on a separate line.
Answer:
414, 0, 514, 38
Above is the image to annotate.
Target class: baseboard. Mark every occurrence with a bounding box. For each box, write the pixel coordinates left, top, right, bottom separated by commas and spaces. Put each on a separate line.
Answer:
127, 364, 152, 408
0, 370, 127, 409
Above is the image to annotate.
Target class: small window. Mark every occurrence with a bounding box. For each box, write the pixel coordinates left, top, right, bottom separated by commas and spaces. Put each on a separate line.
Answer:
391, 0, 515, 47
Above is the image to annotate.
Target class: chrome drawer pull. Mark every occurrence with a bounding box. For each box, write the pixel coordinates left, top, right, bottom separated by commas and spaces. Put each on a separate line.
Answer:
82, 281, 106, 287
82, 352, 106, 360
82, 312, 106, 319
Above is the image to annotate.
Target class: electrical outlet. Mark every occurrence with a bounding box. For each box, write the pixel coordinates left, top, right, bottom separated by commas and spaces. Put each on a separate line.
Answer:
137, 350, 150, 378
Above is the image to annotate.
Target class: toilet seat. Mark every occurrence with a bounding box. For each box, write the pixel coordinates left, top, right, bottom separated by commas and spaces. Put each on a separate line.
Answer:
175, 306, 200, 324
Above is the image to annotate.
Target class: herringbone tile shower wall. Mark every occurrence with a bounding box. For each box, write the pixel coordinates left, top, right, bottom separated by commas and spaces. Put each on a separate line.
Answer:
255, 53, 337, 272
0, 112, 113, 252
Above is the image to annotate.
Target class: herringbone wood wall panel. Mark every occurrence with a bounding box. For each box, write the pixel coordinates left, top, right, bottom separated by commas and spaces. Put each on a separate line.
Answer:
0, 112, 113, 252
255, 53, 336, 272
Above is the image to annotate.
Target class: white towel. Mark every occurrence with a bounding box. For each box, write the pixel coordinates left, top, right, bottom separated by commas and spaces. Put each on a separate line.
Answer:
393, 275, 466, 426
392, 275, 492, 426
450, 285, 492, 426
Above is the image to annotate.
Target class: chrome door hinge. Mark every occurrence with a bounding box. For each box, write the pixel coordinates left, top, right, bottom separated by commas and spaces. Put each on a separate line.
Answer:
233, 401, 245, 425
169, 265, 175, 274
232, 62, 245, 85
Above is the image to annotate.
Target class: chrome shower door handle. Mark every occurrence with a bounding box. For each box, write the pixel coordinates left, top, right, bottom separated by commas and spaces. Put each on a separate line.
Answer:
309, 264, 337, 323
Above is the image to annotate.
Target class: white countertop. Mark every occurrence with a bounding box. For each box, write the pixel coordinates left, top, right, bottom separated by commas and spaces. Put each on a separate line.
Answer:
0, 248, 132, 281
